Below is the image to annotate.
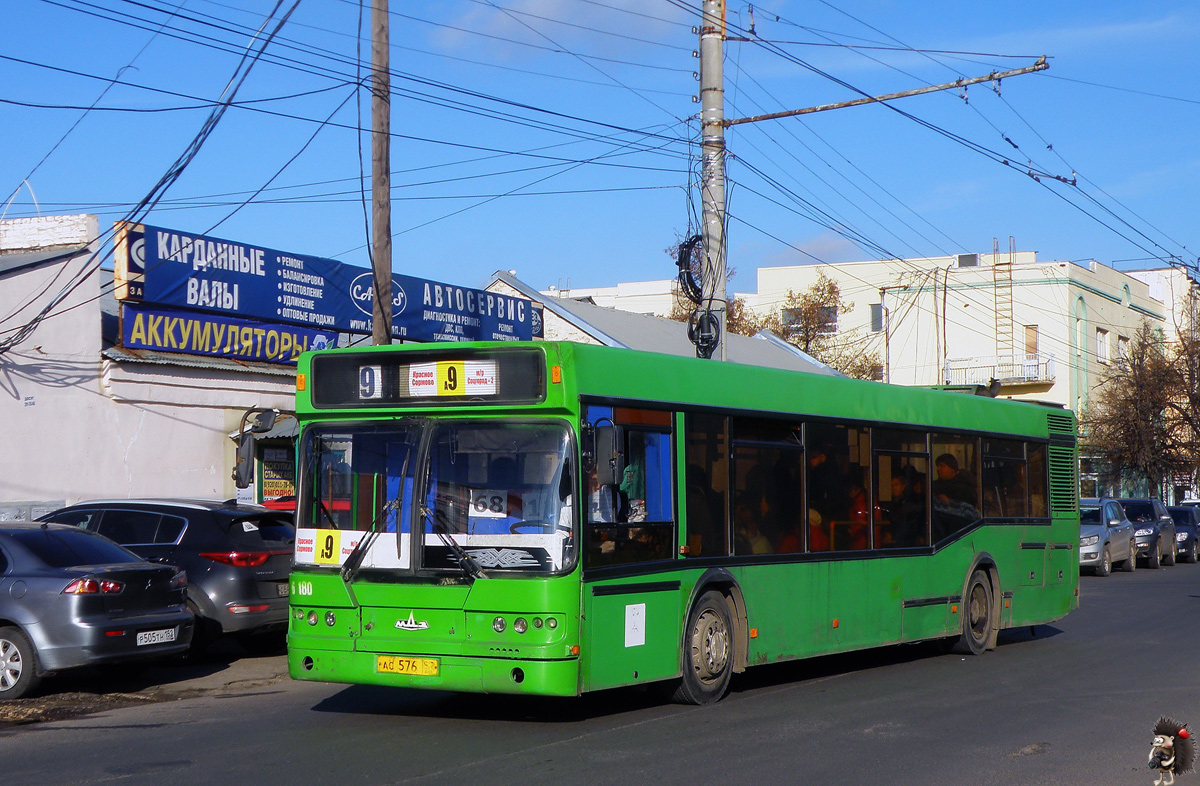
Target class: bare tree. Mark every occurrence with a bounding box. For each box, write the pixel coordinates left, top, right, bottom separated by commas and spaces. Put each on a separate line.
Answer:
1081, 321, 1183, 495
1164, 295, 1200, 493
662, 269, 881, 380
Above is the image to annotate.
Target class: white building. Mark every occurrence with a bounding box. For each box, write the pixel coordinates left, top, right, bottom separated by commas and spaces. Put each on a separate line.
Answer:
753, 251, 1172, 415
0, 215, 296, 516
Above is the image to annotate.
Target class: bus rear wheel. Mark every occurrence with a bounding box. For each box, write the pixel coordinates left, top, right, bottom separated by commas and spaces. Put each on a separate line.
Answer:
951, 570, 994, 655
672, 590, 733, 705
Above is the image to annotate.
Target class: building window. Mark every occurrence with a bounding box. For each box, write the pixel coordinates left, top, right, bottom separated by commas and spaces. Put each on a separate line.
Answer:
870, 303, 884, 333
1117, 335, 1130, 366
1024, 325, 1038, 356
1096, 328, 1109, 363
782, 305, 837, 334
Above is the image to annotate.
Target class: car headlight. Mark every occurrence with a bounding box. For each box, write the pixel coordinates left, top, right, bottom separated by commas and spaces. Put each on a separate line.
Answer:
1135, 527, 1154, 537
1080, 535, 1099, 546
1177, 532, 1188, 542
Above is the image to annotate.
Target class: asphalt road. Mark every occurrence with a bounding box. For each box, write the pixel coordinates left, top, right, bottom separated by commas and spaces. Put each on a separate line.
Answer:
2, 562, 1197, 786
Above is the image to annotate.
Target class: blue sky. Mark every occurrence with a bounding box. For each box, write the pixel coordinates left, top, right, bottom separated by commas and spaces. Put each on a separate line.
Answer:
3, 0, 1197, 296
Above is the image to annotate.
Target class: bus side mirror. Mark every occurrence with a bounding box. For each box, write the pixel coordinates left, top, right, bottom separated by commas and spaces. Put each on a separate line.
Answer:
232, 408, 277, 489
250, 411, 277, 434
233, 432, 256, 489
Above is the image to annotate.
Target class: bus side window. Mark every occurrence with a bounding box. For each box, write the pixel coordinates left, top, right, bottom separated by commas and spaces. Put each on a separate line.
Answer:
982, 438, 1030, 519
584, 408, 675, 567
1027, 443, 1049, 518
806, 422, 870, 551
685, 413, 729, 558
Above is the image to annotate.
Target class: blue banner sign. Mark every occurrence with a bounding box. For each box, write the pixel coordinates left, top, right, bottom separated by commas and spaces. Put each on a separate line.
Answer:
122, 303, 335, 364
114, 222, 540, 342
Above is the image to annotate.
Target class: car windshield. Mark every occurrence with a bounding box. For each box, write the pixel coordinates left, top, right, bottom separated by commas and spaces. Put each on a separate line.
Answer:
1169, 509, 1194, 526
1079, 506, 1101, 523
421, 421, 575, 575
8, 528, 140, 568
1122, 501, 1157, 522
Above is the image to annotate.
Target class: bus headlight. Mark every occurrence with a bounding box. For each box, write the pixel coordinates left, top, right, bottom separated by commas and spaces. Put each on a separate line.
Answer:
513, 617, 528, 634
493, 616, 506, 633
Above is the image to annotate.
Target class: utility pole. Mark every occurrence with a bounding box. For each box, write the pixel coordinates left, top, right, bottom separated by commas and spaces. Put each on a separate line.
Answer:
698, 0, 728, 360
370, 0, 392, 346
689, 0, 1046, 362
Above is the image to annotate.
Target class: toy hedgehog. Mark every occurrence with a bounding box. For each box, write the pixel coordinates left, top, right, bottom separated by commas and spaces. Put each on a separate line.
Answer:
1149, 716, 1194, 786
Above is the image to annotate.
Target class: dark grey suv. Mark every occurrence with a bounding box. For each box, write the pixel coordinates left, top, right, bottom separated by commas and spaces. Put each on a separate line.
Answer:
41, 500, 294, 652
1117, 498, 1177, 569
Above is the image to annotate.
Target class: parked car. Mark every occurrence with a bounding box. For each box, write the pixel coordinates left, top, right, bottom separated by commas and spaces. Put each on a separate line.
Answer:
1116, 498, 1177, 568
1167, 506, 1200, 563
40, 500, 294, 653
1079, 497, 1137, 576
0, 521, 193, 699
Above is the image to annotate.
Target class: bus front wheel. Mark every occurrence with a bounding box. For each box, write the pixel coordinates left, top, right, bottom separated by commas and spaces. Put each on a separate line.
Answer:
951, 569, 994, 656
672, 590, 734, 705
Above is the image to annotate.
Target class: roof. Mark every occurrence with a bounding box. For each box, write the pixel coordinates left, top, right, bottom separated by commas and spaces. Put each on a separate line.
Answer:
102, 345, 298, 377
489, 271, 841, 377
0, 244, 89, 278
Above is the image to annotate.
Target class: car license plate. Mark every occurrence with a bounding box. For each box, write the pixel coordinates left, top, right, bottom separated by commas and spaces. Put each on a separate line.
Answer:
376, 655, 439, 676
276, 582, 289, 597
136, 628, 176, 646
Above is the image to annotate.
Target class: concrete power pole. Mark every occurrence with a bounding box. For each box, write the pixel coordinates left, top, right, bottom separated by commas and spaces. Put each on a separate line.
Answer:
370, 0, 392, 346
698, 0, 728, 361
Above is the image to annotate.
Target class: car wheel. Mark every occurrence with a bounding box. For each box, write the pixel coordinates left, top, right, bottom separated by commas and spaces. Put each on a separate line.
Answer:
0, 626, 42, 700
1095, 546, 1111, 577
1147, 544, 1161, 569
1122, 542, 1137, 572
183, 601, 219, 658
1164, 542, 1176, 566
1187, 541, 1198, 564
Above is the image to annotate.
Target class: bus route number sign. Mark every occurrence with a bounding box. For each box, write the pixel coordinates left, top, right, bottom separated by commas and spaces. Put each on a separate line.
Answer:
358, 364, 383, 400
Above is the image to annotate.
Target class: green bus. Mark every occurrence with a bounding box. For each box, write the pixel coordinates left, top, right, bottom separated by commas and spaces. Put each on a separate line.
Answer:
287, 341, 1078, 704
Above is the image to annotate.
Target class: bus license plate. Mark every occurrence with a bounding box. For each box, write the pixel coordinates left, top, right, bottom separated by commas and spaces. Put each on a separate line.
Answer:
376, 655, 439, 676
136, 628, 176, 646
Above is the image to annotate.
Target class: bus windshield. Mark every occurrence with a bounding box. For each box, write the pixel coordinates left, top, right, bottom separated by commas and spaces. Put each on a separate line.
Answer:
421, 421, 575, 575
295, 420, 575, 575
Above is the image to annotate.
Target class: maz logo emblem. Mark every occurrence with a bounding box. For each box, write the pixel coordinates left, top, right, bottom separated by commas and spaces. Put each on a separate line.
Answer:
395, 612, 430, 631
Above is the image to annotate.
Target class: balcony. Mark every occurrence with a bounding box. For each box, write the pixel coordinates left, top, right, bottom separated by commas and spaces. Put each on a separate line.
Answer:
943, 353, 1056, 386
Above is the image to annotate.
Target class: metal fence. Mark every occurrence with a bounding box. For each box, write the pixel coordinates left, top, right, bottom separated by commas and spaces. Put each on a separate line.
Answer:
943, 353, 1055, 385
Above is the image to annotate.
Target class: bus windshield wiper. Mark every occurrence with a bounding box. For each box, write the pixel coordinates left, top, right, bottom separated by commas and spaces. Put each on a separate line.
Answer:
341, 448, 413, 584
340, 498, 401, 583
420, 504, 485, 580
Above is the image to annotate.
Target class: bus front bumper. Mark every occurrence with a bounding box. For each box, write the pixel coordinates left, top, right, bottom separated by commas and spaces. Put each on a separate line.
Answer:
287, 646, 581, 696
